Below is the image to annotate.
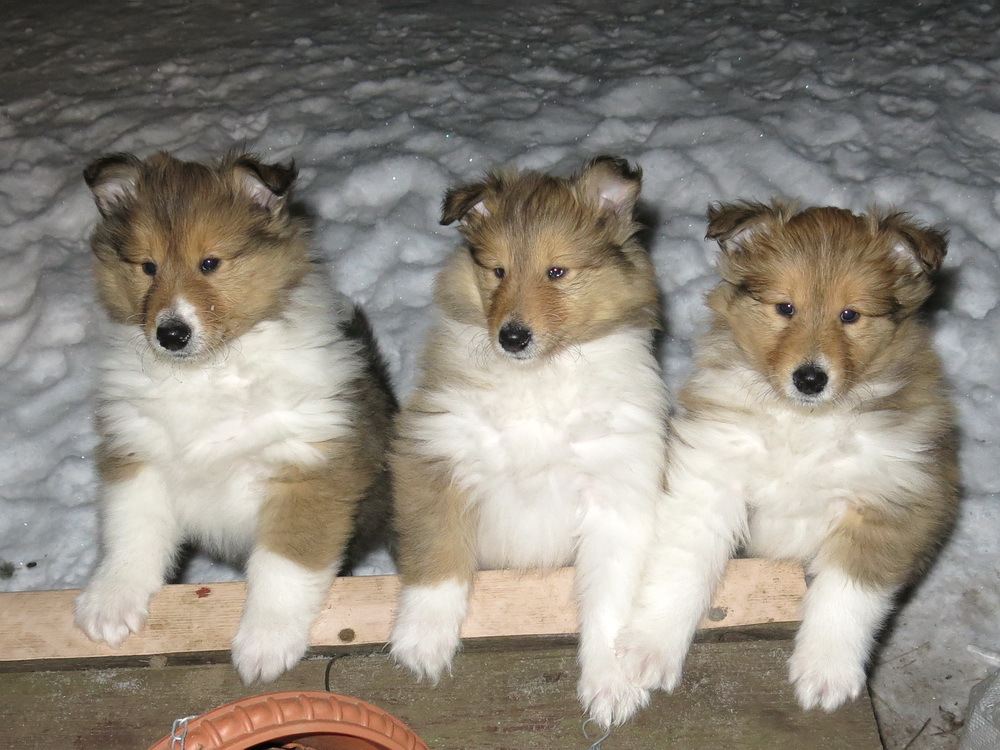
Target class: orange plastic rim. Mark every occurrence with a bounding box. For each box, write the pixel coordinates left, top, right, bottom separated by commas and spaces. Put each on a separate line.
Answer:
147, 690, 428, 750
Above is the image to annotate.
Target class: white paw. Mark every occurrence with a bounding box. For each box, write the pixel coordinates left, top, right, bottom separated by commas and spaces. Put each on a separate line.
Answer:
615, 626, 686, 693
389, 613, 460, 682
74, 581, 151, 647
788, 646, 866, 711
578, 661, 650, 728
231, 613, 309, 684
389, 580, 468, 682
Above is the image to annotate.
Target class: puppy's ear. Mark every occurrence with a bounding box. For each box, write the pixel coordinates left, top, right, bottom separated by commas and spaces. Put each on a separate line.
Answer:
230, 154, 297, 212
441, 181, 490, 225
879, 212, 948, 275
705, 200, 789, 252
576, 155, 642, 216
84, 153, 143, 217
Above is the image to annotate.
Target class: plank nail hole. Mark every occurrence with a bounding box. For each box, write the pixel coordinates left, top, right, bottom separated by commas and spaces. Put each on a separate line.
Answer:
338, 628, 356, 643
708, 606, 727, 622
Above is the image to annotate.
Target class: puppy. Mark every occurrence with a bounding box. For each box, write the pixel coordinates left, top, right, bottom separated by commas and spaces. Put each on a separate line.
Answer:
619, 200, 959, 711
388, 156, 670, 727
74, 151, 396, 682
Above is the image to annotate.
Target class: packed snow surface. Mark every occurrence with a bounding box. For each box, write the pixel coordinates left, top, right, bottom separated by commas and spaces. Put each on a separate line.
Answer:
1, 1, 998, 747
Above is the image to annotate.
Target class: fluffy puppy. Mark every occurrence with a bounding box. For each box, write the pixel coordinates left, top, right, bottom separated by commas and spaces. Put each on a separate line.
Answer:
388, 156, 670, 727
619, 200, 959, 711
74, 151, 396, 682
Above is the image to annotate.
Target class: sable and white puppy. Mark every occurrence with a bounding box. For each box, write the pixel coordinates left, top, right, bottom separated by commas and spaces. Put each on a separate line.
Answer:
619, 200, 959, 711
388, 156, 670, 727
75, 151, 396, 683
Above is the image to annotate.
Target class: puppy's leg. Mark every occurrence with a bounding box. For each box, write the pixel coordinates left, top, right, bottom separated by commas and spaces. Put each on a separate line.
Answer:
232, 444, 360, 683
617, 463, 745, 696
389, 451, 477, 683
788, 499, 941, 711
788, 564, 894, 711
75, 459, 179, 647
574, 474, 662, 728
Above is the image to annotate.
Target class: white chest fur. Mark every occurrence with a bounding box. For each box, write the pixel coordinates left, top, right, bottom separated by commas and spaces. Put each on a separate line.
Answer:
96, 276, 362, 550
677, 368, 937, 561
413, 321, 669, 569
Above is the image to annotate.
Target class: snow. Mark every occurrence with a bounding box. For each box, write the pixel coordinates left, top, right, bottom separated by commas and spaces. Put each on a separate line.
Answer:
1, 0, 998, 747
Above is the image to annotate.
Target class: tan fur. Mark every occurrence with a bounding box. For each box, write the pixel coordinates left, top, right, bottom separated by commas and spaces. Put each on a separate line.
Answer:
434, 157, 659, 360
260, 441, 364, 571
701, 200, 959, 588
95, 447, 142, 486
88, 151, 310, 359
392, 418, 480, 586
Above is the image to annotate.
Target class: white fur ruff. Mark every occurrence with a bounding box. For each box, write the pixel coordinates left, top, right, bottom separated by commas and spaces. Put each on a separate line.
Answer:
621, 362, 932, 710
394, 319, 669, 726
75, 274, 359, 680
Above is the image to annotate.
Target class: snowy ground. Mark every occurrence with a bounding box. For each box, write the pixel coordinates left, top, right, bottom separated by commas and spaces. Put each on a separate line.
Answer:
1, 0, 998, 747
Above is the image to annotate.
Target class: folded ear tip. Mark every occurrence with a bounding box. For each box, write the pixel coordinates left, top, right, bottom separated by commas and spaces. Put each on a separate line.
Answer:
441, 181, 490, 225
588, 154, 642, 182
230, 154, 298, 210
83, 152, 138, 186
579, 156, 641, 216
705, 200, 786, 246
84, 153, 143, 216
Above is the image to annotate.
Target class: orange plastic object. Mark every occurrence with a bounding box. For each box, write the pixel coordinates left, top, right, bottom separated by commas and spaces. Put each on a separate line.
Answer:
147, 690, 428, 750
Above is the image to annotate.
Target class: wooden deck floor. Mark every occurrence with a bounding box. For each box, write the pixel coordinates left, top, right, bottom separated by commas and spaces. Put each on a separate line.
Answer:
1, 637, 883, 749
0, 561, 883, 748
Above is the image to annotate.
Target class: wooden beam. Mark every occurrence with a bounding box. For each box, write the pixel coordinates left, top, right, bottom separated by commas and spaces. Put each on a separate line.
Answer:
0, 558, 804, 665
0, 640, 883, 750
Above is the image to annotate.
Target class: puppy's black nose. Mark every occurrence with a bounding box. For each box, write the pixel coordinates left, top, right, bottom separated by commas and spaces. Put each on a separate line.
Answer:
792, 364, 828, 396
156, 320, 192, 351
498, 323, 532, 353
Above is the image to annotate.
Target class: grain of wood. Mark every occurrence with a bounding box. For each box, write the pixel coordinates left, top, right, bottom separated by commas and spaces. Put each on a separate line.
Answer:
0, 559, 804, 664
0, 640, 882, 749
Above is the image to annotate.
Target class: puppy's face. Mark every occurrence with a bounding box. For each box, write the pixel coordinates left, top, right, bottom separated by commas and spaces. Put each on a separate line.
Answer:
705, 201, 947, 405
436, 156, 659, 362
84, 151, 309, 362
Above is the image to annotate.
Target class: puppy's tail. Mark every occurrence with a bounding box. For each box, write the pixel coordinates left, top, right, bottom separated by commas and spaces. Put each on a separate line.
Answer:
338, 304, 399, 573
340, 304, 399, 413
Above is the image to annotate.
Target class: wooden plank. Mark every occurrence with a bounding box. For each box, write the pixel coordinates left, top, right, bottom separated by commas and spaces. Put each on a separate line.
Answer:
0, 559, 804, 665
0, 639, 882, 749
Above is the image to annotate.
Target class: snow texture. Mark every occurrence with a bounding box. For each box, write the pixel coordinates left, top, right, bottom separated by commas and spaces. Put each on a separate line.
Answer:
1, 1, 997, 747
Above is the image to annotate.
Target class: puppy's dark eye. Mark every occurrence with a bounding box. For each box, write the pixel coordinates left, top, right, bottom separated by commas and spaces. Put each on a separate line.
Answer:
840, 308, 860, 323
200, 257, 220, 273
547, 267, 566, 280
494, 268, 505, 280
141, 262, 157, 276
776, 302, 795, 317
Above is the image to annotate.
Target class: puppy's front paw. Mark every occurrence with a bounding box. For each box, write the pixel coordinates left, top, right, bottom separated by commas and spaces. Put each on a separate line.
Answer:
389, 579, 469, 682
788, 645, 866, 711
74, 582, 151, 648
390, 622, 460, 682
616, 626, 686, 693
231, 613, 309, 684
578, 661, 650, 728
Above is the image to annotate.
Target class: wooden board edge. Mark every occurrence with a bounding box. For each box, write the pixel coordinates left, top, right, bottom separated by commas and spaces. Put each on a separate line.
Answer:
0, 558, 805, 665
